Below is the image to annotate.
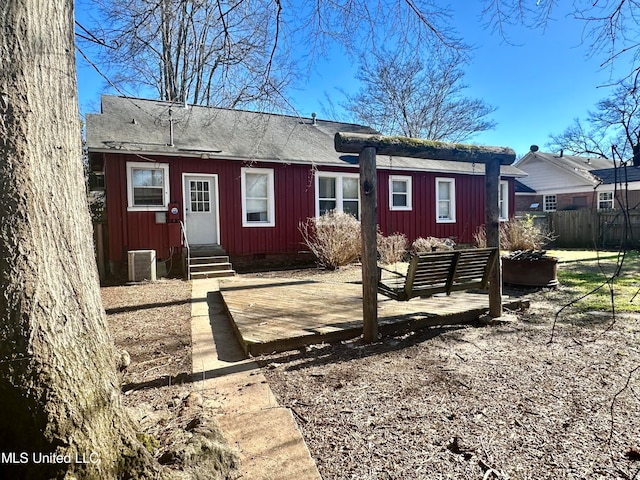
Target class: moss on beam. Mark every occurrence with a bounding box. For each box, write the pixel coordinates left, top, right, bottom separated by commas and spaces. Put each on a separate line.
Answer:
334, 132, 516, 165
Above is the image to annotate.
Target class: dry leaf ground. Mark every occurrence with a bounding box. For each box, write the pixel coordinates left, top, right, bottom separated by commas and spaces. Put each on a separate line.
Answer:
254, 268, 640, 480
102, 271, 640, 480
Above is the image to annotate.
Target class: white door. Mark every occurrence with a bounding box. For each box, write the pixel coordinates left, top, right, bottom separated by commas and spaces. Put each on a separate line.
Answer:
183, 174, 218, 245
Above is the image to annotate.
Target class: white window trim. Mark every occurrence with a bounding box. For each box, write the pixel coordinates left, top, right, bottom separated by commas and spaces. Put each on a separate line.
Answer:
389, 175, 412, 211
315, 172, 360, 218
543, 194, 557, 212
436, 177, 456, 223
126, 161, 170, 212
241, 167, 275, 227
598, 191, 614, 210
499, 180, 509, 221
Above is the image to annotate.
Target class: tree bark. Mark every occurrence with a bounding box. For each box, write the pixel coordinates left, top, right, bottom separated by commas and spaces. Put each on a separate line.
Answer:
0, 1, 155, 478
335, 132, 516, 165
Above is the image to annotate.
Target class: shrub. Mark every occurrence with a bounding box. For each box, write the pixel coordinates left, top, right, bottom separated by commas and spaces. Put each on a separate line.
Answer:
377, 233, 408, 264
474, 215, 555, 251
411, 236, 455, 253
299, 211, 361, 270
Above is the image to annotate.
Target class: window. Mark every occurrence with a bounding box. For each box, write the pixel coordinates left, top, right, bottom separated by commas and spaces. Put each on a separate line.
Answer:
499, 180, 508, 221
126, 162, 169, 211
543, 195, 557, 212
189, 180, 210, 212
436, 178, 456, 223
598, 191, 614, 210
316, 173, 360, 219
241, 168, 275, 227
389, 176, 412, 211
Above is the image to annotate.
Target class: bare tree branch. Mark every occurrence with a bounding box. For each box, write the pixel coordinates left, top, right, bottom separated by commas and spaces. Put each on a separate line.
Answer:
343, 47, 497, 142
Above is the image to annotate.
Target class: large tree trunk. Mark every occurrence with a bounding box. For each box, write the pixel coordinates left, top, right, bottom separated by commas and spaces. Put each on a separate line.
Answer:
0, 1, 155, 478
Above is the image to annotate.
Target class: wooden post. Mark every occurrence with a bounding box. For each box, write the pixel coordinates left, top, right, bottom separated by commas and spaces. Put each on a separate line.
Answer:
485, 158, 503, 317
360, 146, 378, 342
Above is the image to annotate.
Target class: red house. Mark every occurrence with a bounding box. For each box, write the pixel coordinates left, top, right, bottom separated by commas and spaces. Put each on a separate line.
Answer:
86, 95, 525, 279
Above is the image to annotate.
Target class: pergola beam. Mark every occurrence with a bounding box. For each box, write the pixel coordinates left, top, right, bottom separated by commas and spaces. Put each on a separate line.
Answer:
335, 132, 516, 165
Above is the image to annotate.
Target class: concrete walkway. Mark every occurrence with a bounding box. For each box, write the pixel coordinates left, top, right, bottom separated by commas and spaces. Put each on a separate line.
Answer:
191, 279, 322, 480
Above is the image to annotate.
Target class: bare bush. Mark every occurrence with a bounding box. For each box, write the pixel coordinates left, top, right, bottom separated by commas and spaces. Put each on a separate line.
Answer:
377, 233, 408, 265
475, 215, 555, 251
411, 236, 455, 253
299, 211, 361, 270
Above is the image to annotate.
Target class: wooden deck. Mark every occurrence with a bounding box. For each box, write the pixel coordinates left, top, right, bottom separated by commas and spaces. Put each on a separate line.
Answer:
219, 277, 527, 356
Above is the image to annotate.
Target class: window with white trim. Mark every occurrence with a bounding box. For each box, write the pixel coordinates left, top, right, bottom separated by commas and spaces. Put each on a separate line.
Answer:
241, 167, 275, 227
499, 180, 509, 221
316, 173, 360, 219
126, 162, 170, 211
543, 194, 557, 212
389, 175, 412, 211
436, 178, 456, 223
598, 191, 614, 210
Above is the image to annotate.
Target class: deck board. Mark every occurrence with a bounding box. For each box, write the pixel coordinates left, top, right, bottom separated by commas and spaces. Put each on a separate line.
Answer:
219, 277, 526, 356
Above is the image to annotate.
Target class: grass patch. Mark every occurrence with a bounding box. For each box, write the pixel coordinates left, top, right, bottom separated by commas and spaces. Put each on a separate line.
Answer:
556, 250, 640, 312
547, 249, 623, 263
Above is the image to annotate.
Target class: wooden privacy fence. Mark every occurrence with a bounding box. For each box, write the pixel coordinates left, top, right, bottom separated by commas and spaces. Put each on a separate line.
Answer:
545, 210, 640, 248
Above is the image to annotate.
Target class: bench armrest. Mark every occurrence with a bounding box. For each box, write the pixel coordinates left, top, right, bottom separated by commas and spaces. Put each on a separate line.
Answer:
378, 265, 407, 278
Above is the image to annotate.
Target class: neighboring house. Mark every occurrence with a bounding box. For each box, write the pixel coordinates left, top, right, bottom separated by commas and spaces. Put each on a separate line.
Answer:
86, 95, 526, 277
512, 148, 640, 213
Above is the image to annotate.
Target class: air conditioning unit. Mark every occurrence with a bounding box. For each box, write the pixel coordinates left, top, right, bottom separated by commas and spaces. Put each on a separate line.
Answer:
128, 250, 157, 282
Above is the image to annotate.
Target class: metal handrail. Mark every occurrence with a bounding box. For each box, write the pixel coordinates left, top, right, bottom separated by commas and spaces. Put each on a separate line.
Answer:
179, 220, 190, 280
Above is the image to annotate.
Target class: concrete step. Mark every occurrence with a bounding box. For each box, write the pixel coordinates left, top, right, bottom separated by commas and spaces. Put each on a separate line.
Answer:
190, 262, 234, 274
187, 249, 235, 280
190, 244, 227, 257
190, 269, 236, 280
189, 255, 229, 265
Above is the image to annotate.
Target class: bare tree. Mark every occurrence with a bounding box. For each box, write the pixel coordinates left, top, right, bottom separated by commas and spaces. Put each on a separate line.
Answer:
0, 0, 160, 478
85, 0, 296, 108
547, 118, 611, 159
549, 83, 640, 164
343, 48, 496, 142
79, 0, 464, 110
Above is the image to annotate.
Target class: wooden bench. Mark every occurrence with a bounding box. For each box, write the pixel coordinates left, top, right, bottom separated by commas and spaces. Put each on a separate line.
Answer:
377, 247, 498, 302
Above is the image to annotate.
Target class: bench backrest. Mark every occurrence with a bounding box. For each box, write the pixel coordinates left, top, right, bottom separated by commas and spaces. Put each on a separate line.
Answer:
405, 250, 458, 297
405, 248, 498, 298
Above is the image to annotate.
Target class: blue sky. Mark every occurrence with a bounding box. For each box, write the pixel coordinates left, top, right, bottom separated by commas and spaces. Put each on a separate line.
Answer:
75, 2, 629, 159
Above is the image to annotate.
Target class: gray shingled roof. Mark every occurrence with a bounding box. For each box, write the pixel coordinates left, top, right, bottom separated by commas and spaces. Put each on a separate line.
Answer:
515, 179, 536, 193
86, 95, 526, 177
591, 166, 640, 184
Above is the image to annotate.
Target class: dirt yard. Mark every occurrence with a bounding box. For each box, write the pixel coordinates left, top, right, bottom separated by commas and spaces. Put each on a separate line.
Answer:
103, 270, 640, 480
253, 266, 640, 479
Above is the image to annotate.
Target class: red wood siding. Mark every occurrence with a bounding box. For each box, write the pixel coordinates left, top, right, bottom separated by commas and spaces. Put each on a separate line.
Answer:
102, 153, 515, 267
377, 169, 505, 245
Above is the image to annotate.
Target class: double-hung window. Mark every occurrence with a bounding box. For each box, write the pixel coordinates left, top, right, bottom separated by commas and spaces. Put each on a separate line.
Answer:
499, 180, 509, 221
598, 191, 614, 210
436, 178, 456, 223
241, 167, 275, 227
316, 173, 360, 219
126, 161, 170, 211
389, 175, 412, 211
543, 194, 557, 212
